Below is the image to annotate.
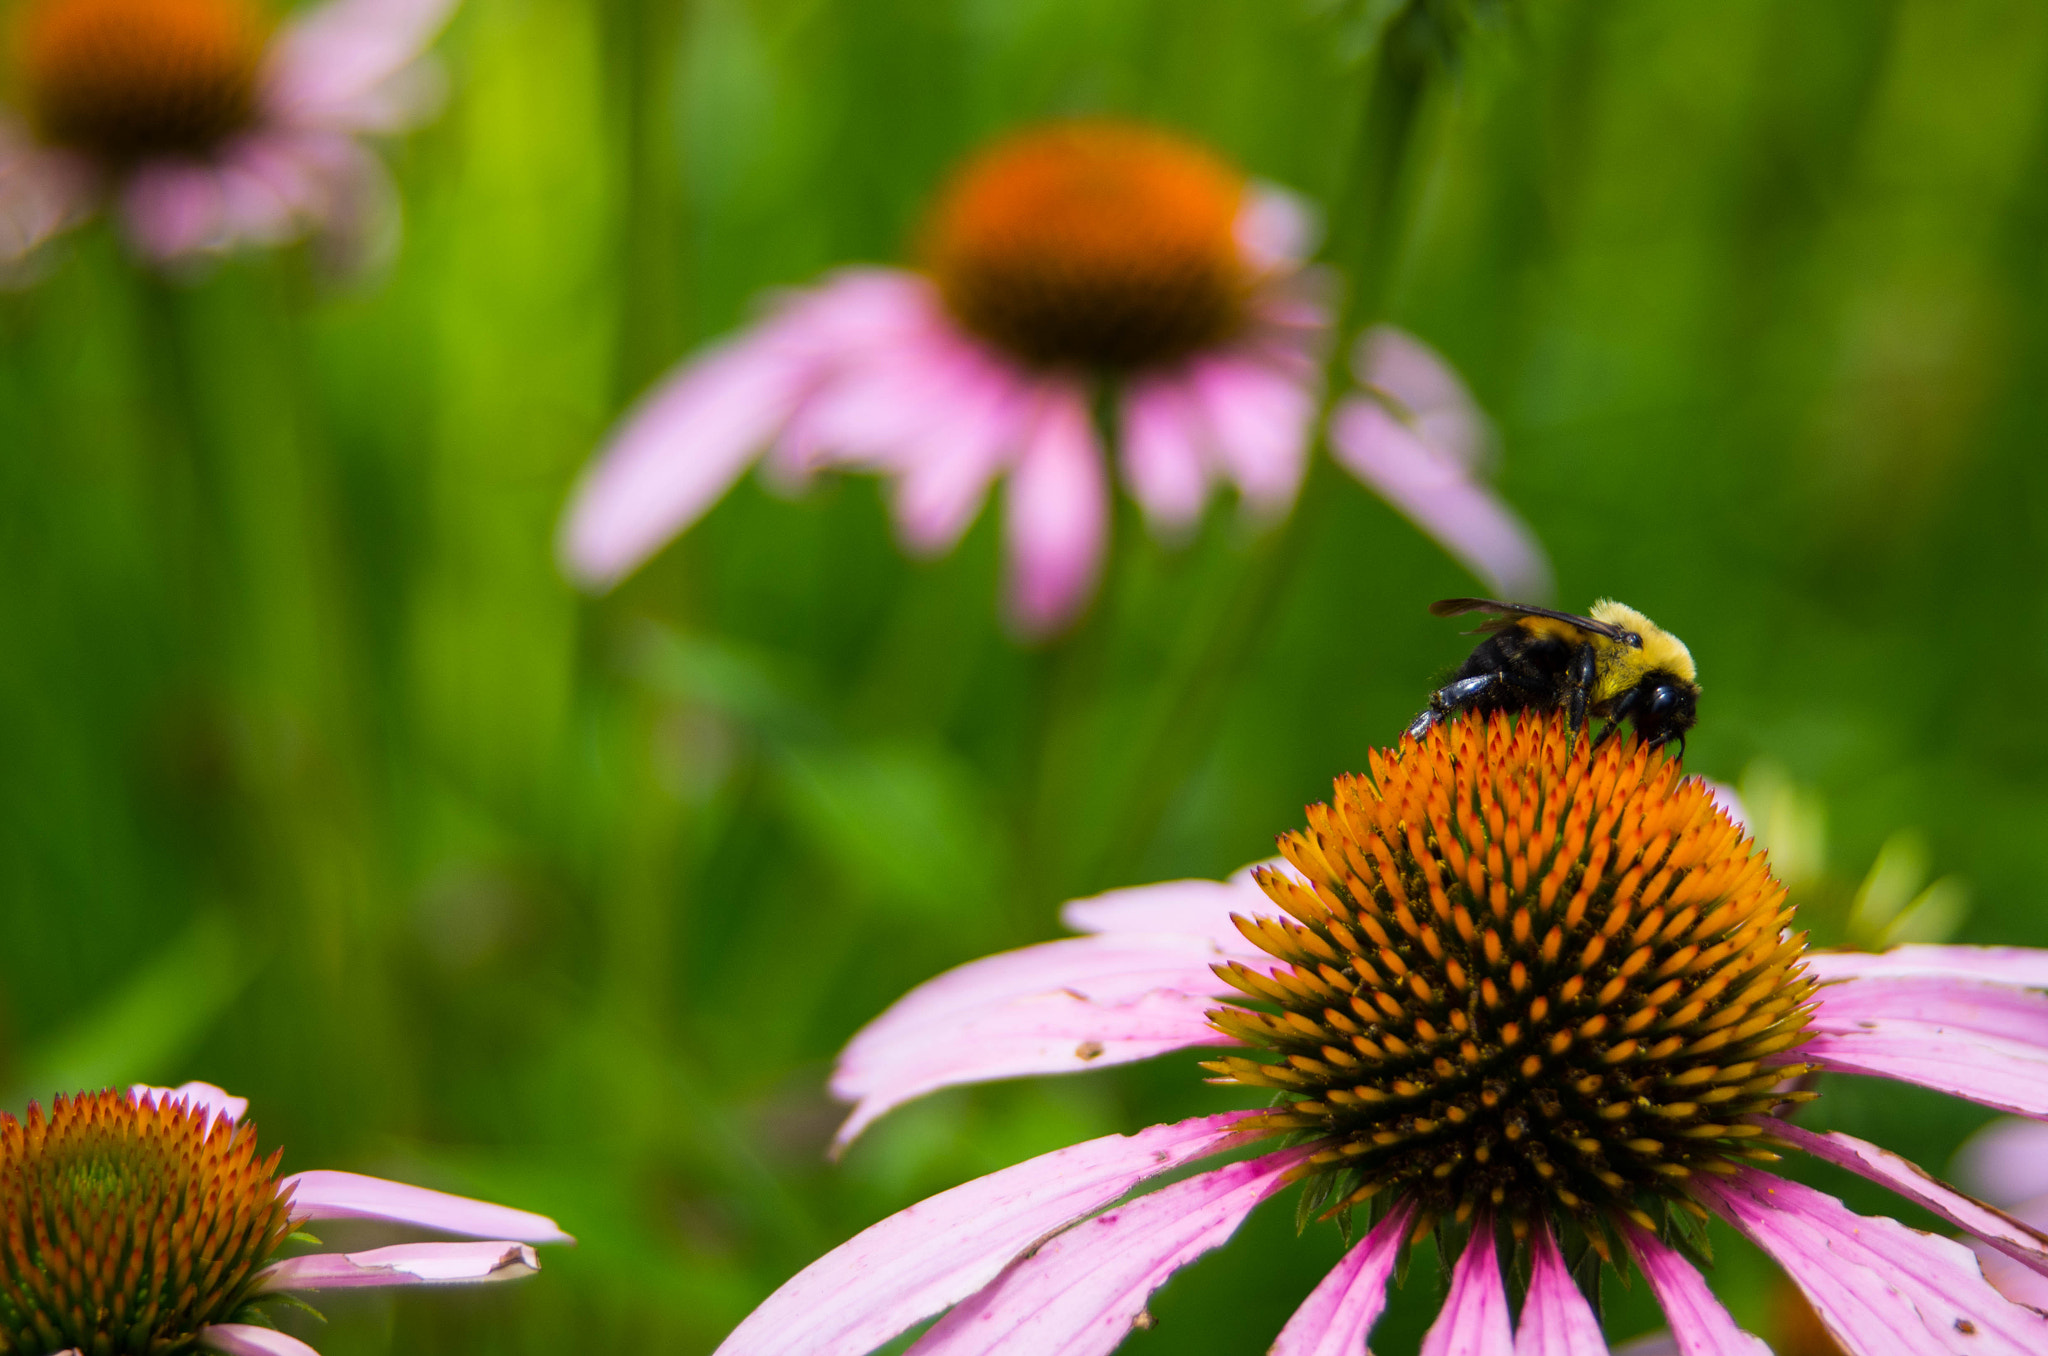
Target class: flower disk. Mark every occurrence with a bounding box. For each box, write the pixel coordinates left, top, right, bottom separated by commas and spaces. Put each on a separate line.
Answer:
922, 120, 1252, 372
17, 0, 266, 163
1207, 713, 1817, 1246
0, 1090, 294, 1355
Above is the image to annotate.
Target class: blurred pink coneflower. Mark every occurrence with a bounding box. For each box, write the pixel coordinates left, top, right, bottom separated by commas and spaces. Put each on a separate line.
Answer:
560, 119, 1548, 636
722, 713, 2048, 1356
0, 0, 454, 268
1, 1081, 569, 1356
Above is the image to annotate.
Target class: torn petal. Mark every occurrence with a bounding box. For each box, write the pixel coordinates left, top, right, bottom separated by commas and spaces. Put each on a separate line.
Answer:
258, 1241, 541, 1291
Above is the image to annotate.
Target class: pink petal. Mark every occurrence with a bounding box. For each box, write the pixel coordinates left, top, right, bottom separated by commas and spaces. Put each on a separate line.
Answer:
1955, 1118, 2048, 1207
1803, 946, 2048, 987
199, 1325, 324, 1356
1809, 975, 2048, 1045
1235, 184, 1319, 274
1516, 1221, 1606, 1356
1188, 353, 1314, 521
1117, 375, 1213, 533
130, 1082, 247, 1126
1354, 326, 1492, 473
1696, 1168, 2048, 1355
560, 327, 809, 587
712, 1112, 1252, 1356
281, 1170, 573, 1244
1622, 1226, 1768, 1356
121, 161, 231, 261
885, 353, 1035, 555
264, 0, 455, 131
1420, 1225, 1513, 1356
1056, 870, 1278, 953
907, 1147, 1310, 1356
0, 125, 95, 266
1003, 383, 1108, 638
1269, 1199, 1415, 1356
258, 1241, 540, 1291
1798, 1019, 2048, 1118
1770, 1121, 2048, 1282
831, 987, 1233, 1149
829, 934, 1240, 1150
1329, 398, 1552, 600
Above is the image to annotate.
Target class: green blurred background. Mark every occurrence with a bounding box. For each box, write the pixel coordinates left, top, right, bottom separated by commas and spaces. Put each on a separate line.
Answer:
4, 0, 2047, 1349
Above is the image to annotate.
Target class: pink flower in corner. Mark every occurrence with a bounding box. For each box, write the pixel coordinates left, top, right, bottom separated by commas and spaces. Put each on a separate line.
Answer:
0, 0, 455, 270
0, 1081, 569, 1356
558, 119, 1550, 637
718, 713, 2048, 1356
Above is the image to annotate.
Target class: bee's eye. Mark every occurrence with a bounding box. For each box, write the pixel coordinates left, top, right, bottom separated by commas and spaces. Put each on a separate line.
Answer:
1643, 684, 1681, 717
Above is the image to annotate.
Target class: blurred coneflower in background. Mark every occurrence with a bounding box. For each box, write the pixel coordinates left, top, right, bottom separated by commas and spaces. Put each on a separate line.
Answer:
559, 118, 1548, 636
0, 0, 456, 271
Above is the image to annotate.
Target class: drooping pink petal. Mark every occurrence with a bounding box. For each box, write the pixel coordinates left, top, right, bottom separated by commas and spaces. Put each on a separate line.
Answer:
1767, 1121, 2048, 1282
1803, 946, 2048, 988
886, 353, 1034, 555
1003, 383, 1108, 637
199, 1325, 324, 1356
257, 1241, 540, 1291
0, 126, 95, 267
281, 1170, 573, 1244
1798, 1019, 2048, 1119
1329, 397, 1552, 600
1622, 1226, 1768, 1356
1235, 184, 1319, 274
712, 1112, 1252, 1356
1187, 352, 1314, 522
907, 1147, 1310, 1356
121, 161, 231, 261
264, 0, 455, 131
1118, 375, 1213, 533
830, 987, 1234, 1150
1956, 1118, 2048, 1208
1419, 1224, 1513, 1356
1269, 1199, 1414, 1356
1057, 870, 1278, 953
130, 1082, 248, 1126
559, 326, 811, 588
829, 933, 1241, 1150
1354, 327, 1492, 474
1516, 1221, 1606, 1355
1696, 1168, 2048, 1355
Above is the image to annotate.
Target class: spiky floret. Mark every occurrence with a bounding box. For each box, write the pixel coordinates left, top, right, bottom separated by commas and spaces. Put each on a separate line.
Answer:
17, 0, 266, 163
0, 1090, 296, 1355
921, 120, 1252, 372
1205, 711, 1815, 1255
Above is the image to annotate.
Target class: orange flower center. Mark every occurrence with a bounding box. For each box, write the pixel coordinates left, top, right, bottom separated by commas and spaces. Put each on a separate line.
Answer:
0, 1090, 295, 1354
922, 120, 1253, 372
1207, 712, 1817, 1254
16, 0, 266, 163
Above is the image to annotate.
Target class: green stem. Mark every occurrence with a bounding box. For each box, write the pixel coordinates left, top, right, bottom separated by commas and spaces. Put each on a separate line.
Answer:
1088, 42, 1440, 886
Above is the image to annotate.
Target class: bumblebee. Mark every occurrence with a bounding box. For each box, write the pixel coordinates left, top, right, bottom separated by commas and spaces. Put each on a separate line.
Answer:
1407, 597, 1700, 750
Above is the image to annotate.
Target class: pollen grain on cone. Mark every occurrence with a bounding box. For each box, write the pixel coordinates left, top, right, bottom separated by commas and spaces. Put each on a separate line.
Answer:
1205, 711, 1816, 1251
921, 120, 1253, 372
17, 0, 267, 163
0, 1089, 294, 1355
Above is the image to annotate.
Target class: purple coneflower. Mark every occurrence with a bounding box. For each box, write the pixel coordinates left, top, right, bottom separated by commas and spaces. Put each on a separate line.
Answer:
559, 119, 1548, 636
0, 0, 453, 268
2, 1081, 568, 1356
725, 712, 2048, 1355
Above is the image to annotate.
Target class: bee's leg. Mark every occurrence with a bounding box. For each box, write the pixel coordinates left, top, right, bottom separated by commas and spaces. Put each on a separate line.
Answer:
1564, 647, 1598, 737
1595, 687, 1639, 744
1406, 673, 1501, 741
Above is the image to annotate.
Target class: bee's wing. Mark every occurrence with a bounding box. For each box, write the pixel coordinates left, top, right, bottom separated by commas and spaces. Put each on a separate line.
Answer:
1429, 597, 1637, 643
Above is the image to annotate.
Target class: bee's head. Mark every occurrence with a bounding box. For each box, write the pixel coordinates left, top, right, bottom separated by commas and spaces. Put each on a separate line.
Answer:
1632, 674, 1699, 749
